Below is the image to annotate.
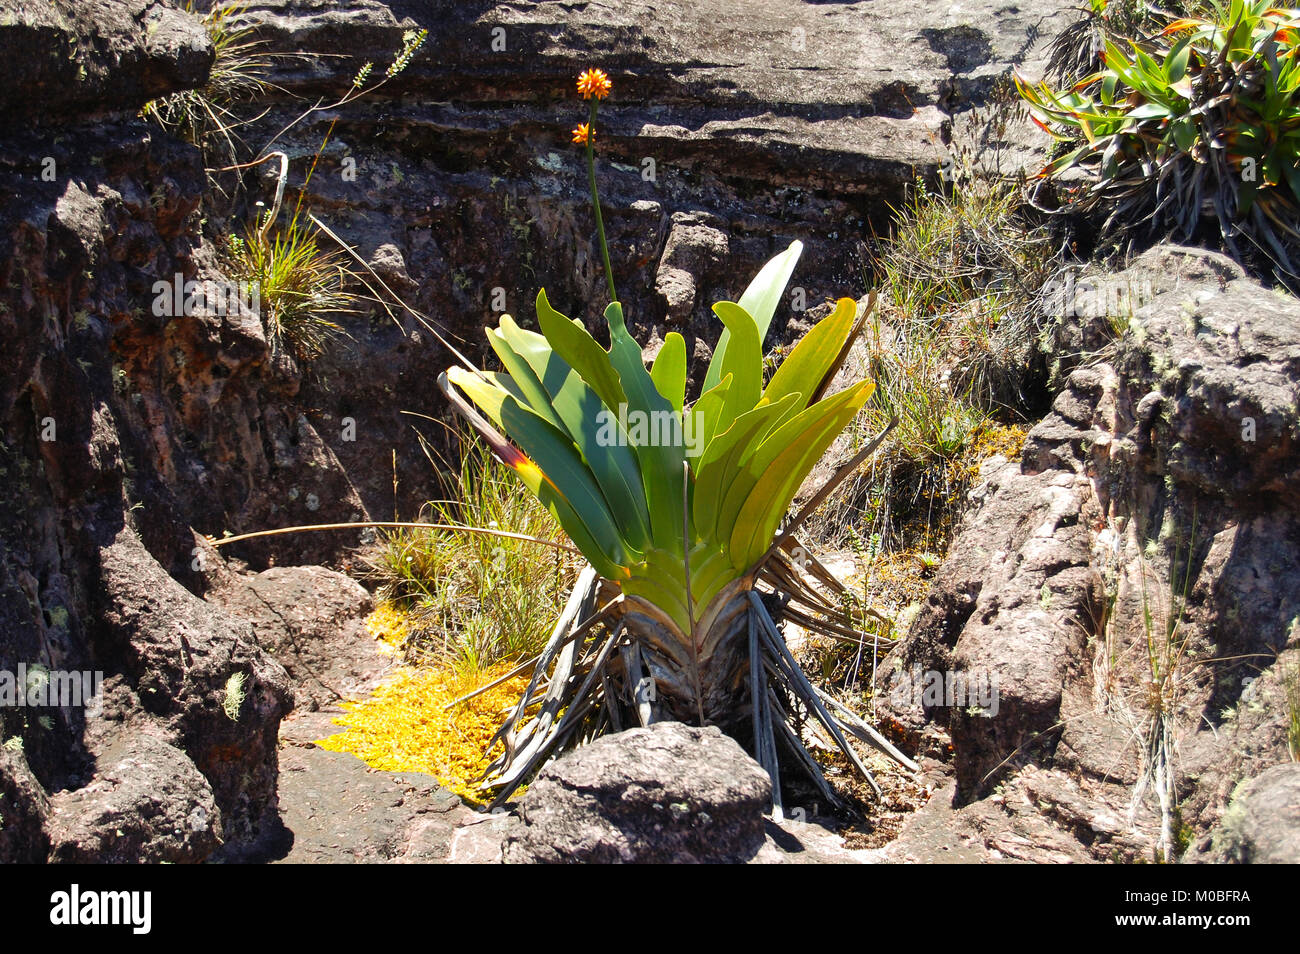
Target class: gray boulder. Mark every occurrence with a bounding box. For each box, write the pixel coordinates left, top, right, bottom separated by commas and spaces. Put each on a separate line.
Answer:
503, 722, 772, 864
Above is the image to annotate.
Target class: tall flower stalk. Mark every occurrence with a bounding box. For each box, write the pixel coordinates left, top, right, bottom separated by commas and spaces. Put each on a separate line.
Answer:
575, 68, 618, 303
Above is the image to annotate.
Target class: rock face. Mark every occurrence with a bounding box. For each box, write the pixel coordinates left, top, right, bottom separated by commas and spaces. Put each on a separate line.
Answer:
879, 245, 1300, 862
211, 565, 378, 710
503, 722, 772, 863
0, 0, 298, 862
0, 0, 1077, 862
1185, 764, 1300, 864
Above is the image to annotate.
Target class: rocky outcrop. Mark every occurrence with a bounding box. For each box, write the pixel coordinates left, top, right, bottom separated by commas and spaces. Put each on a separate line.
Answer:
502, 722, 772, 863
211, 565, 378, 710
0, 0, 300, 862
1185, 764, 1300, 864
879, 245, 1300, 862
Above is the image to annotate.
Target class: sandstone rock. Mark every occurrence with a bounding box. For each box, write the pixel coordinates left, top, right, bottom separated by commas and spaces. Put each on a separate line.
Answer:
0, 744, 51, 864
503, 722, 772, 863
96, 528, 293, 852
880, 245, 1300, 862
46, 729, 222, 864
1184, 765, 1300, 864
0, 0, 212, 124
212, 565, 382, 710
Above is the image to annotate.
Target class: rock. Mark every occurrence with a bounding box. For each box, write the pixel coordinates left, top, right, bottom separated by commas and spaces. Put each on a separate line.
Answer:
879, 458, 1103, 800
95, 527, 293, 853
46, 729, 222, 864
655, 213, 730, 324
503, 722, 772, 863
0, 744, 51, 863
211, 565, 381, 710
0, 0, 213, 124
255, 745, 470, 864
1184, 765, 1300, 864
880, 245, 1300, 861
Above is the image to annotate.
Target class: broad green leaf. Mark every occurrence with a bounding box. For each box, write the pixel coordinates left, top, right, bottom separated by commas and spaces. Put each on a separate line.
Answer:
604, 301, 687, 556
498, 314, 651, 552
703, 241, 802, 393
728, 379, 877, 569
445, 369, 625, 581
761, 296, 857, 418
709, 301, 763, 440
650, 332, 687, 415
498, 393, 628, 573
1167, 35, 1191, 82
534, 290, 627, 412
694, 392, 800, 547
687, 372, 731, 463
486, 323, 567, 435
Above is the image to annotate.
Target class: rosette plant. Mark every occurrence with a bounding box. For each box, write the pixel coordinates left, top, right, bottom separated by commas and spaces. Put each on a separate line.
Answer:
441, 69, 913, 808
1018, 0, 1300, 280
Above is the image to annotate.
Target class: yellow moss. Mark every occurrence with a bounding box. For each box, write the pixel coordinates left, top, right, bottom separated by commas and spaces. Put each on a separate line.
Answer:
364, 602, 411, 655
953, 421, 1028, 485
316, 662, 528, 804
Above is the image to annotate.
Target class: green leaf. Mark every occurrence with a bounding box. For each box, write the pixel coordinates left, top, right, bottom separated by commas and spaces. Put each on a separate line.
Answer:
650, 332, 687, 415
498, 393, 628, 572
501, 322, 652, 554
709, 301, 764, 438
727, 379, 877, 570
1167, 36, 1191, 83
761, 296, 857, 418
703, 241, 802, 393
687, 373, 731, 463
535, 290, 626, 412
692, 393, 800, 547
486, 323, 567, 436
603, 301, 688, 555
444, 368, 626, 581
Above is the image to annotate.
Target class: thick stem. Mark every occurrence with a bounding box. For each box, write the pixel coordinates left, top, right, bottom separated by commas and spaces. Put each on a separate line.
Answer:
585, 98, 618, 304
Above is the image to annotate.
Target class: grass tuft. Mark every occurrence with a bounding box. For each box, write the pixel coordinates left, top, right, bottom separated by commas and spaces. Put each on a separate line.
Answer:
366, 438, 581, 677
223, 219, 355, 363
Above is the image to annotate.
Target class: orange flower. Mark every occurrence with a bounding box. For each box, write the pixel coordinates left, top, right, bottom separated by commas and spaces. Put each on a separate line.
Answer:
576, 68, 612, 100
572, 122, 593, 145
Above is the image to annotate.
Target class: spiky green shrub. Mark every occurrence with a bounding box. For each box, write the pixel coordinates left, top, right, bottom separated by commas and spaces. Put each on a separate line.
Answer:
1018, 0, 1300, 281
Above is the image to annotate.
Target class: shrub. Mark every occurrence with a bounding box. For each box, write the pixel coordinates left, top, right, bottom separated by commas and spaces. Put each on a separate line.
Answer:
1019, 0, 1300, 285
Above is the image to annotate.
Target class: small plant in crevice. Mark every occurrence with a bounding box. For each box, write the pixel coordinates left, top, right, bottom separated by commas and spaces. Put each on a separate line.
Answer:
142, 1, 270, 167
223, 219, 354, 363
222, 671, 247, 721
1283, 652, 1300, 760
213, 27, 429, 364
